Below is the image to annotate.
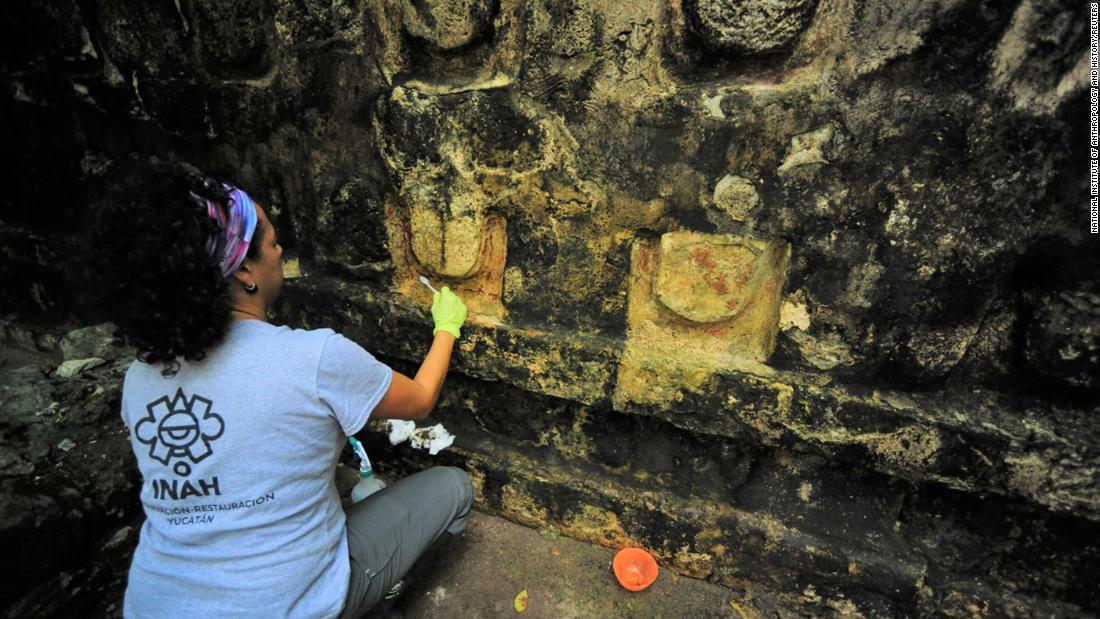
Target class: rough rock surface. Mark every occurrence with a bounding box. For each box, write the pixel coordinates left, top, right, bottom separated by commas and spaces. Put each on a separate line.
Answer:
0, 319, 139, 616
685, 0, 820, 55
1023, 287, 1100, 391
2, 0, 1098, 615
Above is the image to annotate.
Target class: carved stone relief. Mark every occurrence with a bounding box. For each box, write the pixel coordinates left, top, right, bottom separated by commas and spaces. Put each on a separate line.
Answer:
684, 0, 820, 55
365, 0, 524, 86
615, 231, 791, 409
373, 87, 529, 318
401, 0, 496, 51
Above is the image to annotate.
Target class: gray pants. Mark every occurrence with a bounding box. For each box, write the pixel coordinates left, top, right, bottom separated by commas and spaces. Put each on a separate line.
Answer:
339, 466, 474, 618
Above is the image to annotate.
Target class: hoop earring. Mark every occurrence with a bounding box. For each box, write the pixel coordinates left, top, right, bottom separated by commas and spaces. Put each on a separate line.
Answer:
244, 282, 259, 295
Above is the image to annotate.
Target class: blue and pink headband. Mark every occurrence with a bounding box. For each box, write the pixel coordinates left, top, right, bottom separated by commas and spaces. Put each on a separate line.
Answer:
192, 183, 258, 278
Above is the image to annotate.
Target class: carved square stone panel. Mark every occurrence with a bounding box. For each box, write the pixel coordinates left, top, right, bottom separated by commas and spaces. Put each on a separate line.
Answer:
654, 231, 774, 323
384, 196, 507, 320
614, 231, 790, 409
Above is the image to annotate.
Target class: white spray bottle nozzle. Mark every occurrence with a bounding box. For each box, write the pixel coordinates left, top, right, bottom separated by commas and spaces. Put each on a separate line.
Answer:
418, 275, 439, 294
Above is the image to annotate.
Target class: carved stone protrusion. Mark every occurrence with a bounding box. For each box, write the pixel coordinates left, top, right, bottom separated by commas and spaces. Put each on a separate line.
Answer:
401, 0, 495, 51
409, 196, 487, 279
711, 175, 760, 222
654, 232, 770, 323
777, 123, 841, 179
614, 231, 790, 410
684, 0, 819, 55
374, 86, 525, 318
385, 197, 507, 319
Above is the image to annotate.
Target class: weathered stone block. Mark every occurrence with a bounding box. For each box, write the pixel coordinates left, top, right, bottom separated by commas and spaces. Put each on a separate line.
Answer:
0, 0, 87, 73
710, 174, 759, 221
130, 77, 279, 142
990, 0, 1089, 114
1023, 287, 1100, 391
776, 123, 841, 179
401, 0, 495, 51
615, 232, 790, 411
654, 231, 781, 323
364, 0, 523, 86
0, 225, 68, 315
684, 0, 819, 55
94, 0, 191, 77
387, 198, 507, 318
314, 179, 393, 279
192, 0, 276, 79
60, 323, 120, 362
276, 276, 618, 405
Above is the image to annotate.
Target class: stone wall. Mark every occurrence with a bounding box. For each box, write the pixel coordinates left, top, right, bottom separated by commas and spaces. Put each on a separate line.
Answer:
2, 0, 1098, 615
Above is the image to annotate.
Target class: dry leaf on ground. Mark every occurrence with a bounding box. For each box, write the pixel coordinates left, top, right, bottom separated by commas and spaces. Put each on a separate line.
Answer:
514, 588, 529, 613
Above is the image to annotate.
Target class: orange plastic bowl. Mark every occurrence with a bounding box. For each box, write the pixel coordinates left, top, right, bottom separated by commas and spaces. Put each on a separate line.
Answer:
613, 548, 659, 591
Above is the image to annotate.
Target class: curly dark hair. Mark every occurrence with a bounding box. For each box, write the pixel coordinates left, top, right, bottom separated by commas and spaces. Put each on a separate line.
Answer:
86, 157, 264, 376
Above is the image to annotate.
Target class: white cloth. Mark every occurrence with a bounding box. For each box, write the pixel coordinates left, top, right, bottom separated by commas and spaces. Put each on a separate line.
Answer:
120, 319, 392, 618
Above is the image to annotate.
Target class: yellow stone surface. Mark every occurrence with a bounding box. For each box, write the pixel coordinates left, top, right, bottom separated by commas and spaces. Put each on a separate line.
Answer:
281, 257, 302, 279
385, 197, 508, 319
655, 231, 775, 323
615, 232, 790, 409
779, 291, 811, 331
409, 205, 486, 278
711, 175, 760, 222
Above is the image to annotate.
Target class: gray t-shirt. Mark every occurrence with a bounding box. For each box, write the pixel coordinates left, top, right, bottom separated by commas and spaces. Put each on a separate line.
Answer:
120, 319, 392, 618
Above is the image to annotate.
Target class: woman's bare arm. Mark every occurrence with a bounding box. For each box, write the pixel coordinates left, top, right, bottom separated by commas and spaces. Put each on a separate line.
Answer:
371, 331, 456, 421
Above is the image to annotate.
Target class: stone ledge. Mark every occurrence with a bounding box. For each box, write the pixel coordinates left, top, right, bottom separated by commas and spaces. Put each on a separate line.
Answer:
357, 421, 1095, 617
357, 429, 926, 616
278, 275, 621, 404
281, 275, 1100, 520
620, 369, 1100, 521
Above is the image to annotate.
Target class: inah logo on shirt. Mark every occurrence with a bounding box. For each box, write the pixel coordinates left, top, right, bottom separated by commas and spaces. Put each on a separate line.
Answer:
135, 388, 224, 477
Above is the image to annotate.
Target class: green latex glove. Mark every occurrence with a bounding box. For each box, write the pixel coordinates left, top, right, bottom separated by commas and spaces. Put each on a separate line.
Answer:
431, 286, 468, 339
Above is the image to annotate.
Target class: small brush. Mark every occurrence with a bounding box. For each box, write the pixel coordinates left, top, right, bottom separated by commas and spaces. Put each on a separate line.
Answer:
418, 275, 439, 295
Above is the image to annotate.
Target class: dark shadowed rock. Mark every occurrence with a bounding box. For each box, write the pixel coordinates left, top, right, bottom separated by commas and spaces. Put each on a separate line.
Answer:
1024, 286, 1100, 391
192, 0, 276, 79
3, 0, 1099, 615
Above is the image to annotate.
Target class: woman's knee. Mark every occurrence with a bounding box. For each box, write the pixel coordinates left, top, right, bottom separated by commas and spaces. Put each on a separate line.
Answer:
447, 466, 474, 495
434, 466, 473, 508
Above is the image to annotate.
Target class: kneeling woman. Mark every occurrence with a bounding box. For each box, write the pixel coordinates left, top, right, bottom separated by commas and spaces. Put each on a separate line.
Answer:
88, 158, 473, 618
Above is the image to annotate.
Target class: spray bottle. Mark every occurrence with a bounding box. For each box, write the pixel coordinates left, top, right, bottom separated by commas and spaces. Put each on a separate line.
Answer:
349, 436, 386, 503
